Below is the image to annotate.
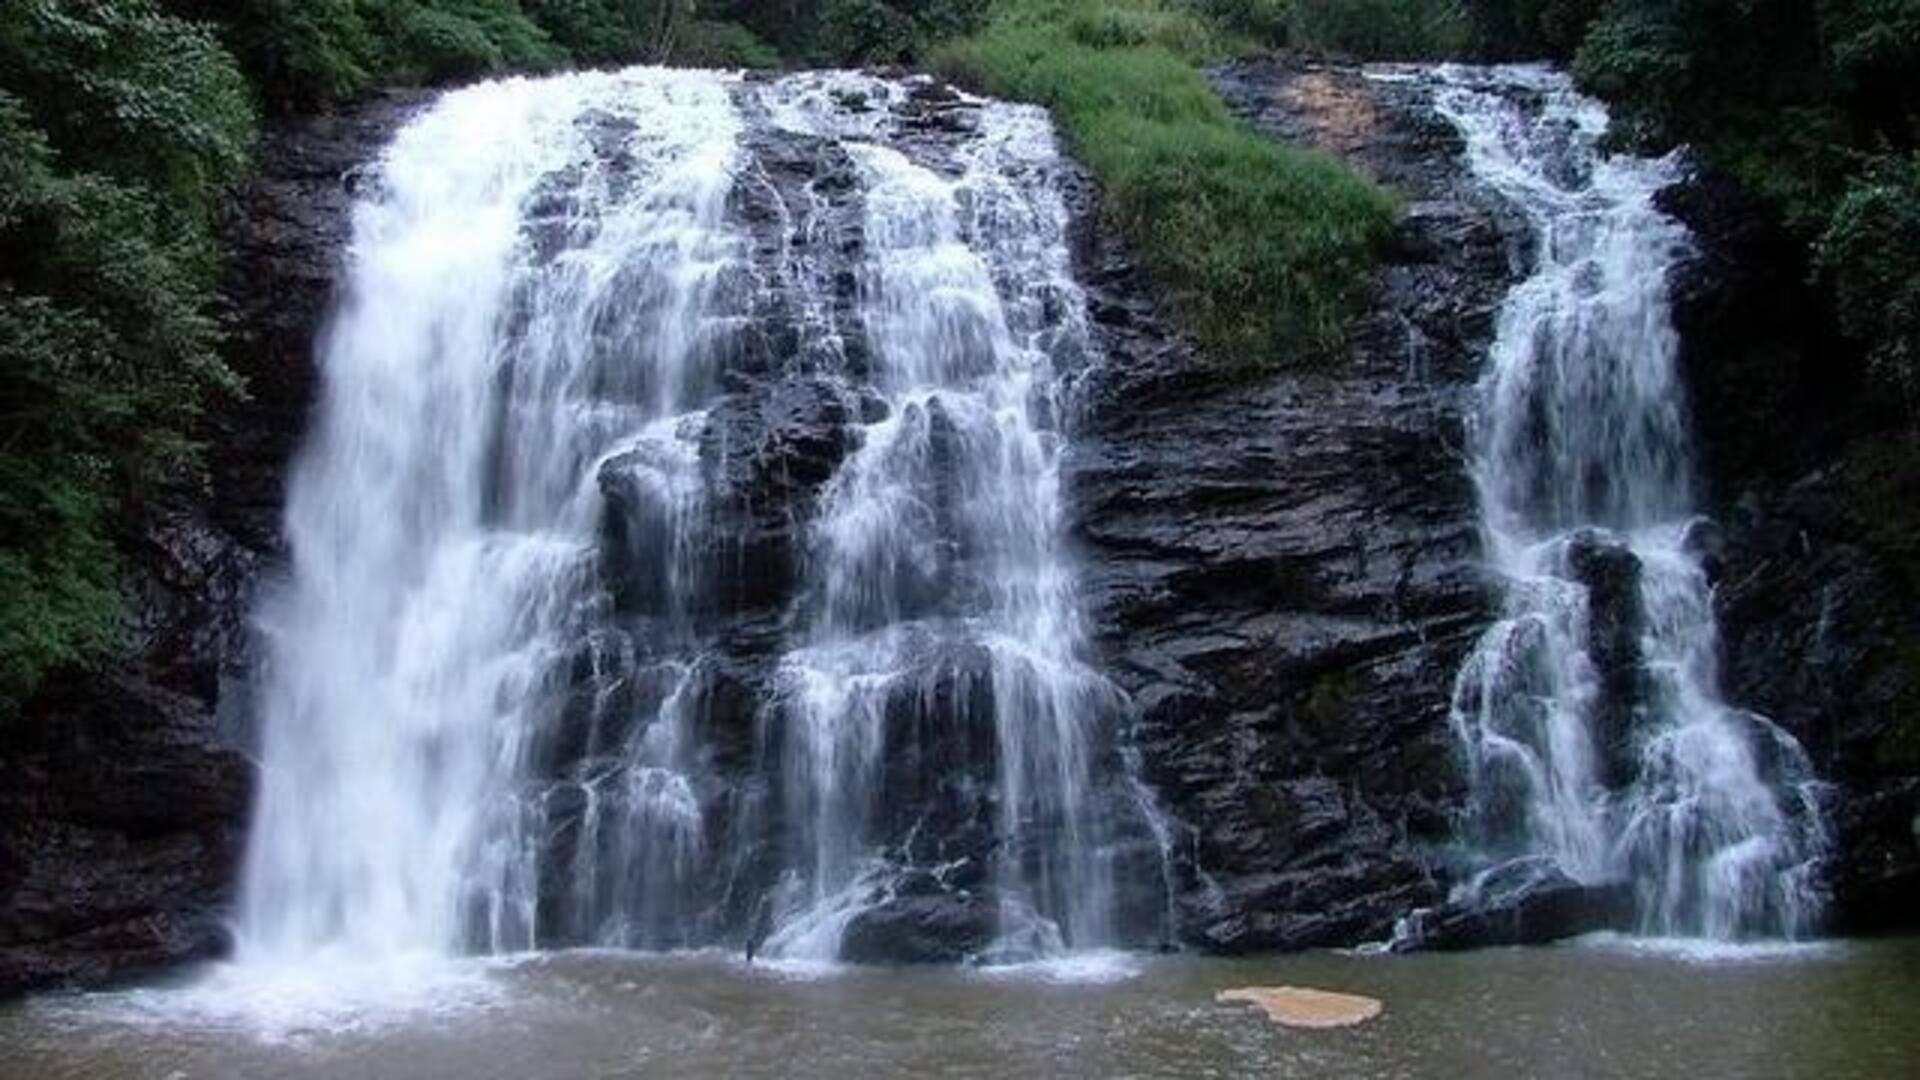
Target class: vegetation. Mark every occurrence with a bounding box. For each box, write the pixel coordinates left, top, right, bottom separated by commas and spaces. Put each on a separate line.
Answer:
1, 0, 254, 711
936, 0, 1397, 356
1199, 0, 1470, 59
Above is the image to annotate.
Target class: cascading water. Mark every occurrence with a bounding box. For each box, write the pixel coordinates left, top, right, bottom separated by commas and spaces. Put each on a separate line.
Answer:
1430, 65, 1827, 939
757, 80, 1123, 960
239, 69, 745, 963
237, 66, 1143, 973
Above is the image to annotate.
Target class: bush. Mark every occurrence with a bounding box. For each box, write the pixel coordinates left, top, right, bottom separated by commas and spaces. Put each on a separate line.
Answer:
368, 0, 565, 83
523, 0, 692, 66
1457, 0, 1599, 60
175, 0, 588, 111
675, 19, 783, 68
1195, 0, 1469, 59
1818, 154, 1920, 411
815, 0, 918, 64
936, 1, 1396, 360
171, 0, 379, 111
1200, 0, 1293, 42
1286, 0, 1469, 59
0, 0, 256, 715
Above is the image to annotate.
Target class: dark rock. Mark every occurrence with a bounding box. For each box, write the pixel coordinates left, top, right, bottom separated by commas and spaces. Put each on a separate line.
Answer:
839, 886, 998, 964
0, 677, 252, 994
1561, 530, 1646, 788
1399, 856, 1635, 951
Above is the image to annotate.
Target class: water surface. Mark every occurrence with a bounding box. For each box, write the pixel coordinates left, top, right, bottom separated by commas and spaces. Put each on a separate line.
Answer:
5, 938, 1915, 1078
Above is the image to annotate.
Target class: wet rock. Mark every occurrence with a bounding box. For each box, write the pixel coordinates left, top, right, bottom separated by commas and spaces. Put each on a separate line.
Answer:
1067, 55, 1514, 955
0, 677, 252, 993
1561, 530, 1645, 789
1398, 856, 1635, 951
838, 887, 998, 964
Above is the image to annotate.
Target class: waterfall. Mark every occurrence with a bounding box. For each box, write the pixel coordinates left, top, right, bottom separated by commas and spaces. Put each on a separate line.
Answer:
237, 67, 1138, 969
1432, 66, 1827, 938
756, 77, 1122, 960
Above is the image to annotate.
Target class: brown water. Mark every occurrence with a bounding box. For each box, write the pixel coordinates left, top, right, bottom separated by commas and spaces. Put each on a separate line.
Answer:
3, 937, 1916, 1079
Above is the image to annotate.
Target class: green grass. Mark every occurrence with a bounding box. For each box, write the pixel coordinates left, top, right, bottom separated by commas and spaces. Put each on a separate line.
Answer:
933, 0, 1396, 361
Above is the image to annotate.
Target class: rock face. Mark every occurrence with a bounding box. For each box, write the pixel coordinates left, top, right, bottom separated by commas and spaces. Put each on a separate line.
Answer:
0, 92, 429, 997
1661, 171, 1920, 935
1067, 58, 1520, 952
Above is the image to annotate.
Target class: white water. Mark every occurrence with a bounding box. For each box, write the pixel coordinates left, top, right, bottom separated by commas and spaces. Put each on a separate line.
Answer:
235, 66, 1130, 981
1432, 66, 1827, 938
751, 73, 1124, 961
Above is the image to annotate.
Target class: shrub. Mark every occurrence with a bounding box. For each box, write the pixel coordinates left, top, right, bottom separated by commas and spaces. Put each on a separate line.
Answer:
1818, 154, 1920, 412
675, 19, 783, 68
0, 1, 254, 714
1285, 0, 1469, 59
1194, 0, 1470, 59
523, 0, 691, 66
815, 0, 918, 64
1200, 0, 1293, 42
936, 1, 1396, 361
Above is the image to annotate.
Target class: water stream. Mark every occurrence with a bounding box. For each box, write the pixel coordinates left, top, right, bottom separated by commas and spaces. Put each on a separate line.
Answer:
1430, 65, 1828, 937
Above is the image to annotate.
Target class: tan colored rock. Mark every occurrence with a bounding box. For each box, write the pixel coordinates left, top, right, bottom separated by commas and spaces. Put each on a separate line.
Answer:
1216, 985, 1383, 1029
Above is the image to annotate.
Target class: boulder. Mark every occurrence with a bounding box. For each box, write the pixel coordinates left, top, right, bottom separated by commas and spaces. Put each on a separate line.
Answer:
1395, 856, 1635, 951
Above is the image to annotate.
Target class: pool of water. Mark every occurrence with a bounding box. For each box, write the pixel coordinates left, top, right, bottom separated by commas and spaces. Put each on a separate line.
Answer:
4, 936, 1916, 1078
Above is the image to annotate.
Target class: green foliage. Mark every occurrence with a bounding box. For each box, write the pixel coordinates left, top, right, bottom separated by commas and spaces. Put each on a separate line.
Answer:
1818, 154, 1920, 408
1457, 0, 1599, 59
1198, 0, 1293, 42
208, 1, 379, 109
5, 0, 255, 222
173, 0, 606, 112
702, 0, 988, 66
816, 0, 918, 63
1196, 0, 1470, 59
674, 19, 783, 68
936, 1, 1396, 360
522, 0, 692, 66
0, 1, 258, 714
1286, 0, 1468, 59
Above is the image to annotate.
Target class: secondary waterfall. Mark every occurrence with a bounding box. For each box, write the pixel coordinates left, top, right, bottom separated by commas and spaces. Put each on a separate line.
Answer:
1432, 66, 1827, 938
236, 67, 1143, 969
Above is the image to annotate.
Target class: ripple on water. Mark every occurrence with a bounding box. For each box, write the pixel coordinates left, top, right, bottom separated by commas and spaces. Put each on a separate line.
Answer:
28, 953, 512, 1045
1568, 931, 1845, 964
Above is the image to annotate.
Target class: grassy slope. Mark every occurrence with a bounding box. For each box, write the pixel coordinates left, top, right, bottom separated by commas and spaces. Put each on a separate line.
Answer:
933, 0, 1396, 362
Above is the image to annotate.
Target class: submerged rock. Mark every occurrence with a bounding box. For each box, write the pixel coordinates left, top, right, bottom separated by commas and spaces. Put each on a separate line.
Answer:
1217, 985, 1384, 1028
